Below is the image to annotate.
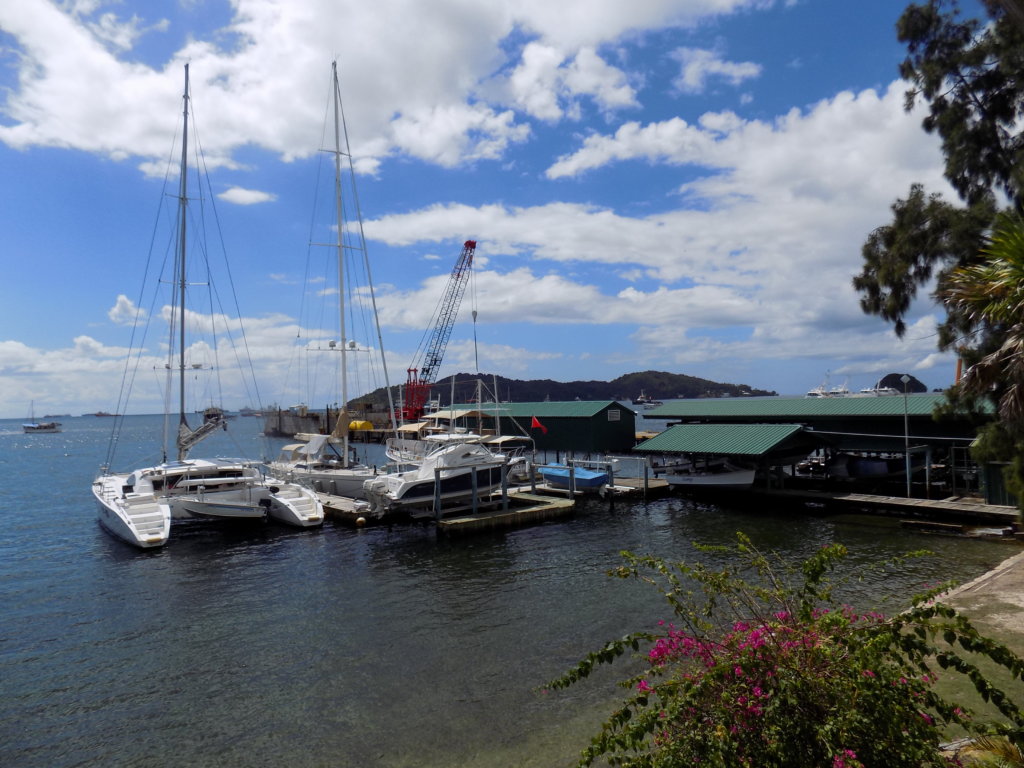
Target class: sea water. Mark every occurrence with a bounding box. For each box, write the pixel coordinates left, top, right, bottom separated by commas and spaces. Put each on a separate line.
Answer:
0, 415, 1016, 767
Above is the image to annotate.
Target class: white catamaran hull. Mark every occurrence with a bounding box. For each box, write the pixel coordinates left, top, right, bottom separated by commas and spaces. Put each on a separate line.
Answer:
92, 474, 171, 549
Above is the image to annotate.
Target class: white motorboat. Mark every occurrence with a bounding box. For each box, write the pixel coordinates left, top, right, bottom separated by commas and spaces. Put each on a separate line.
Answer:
857, 381, 901, 396
363, 442, 523, 517
659, 459, 756, 489
632, 390, 663, 408
93, 65, 322, 549
265, 62, 396, 492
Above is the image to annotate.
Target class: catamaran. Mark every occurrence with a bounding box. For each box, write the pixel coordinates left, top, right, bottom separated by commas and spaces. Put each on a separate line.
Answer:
93, 65, 323, 549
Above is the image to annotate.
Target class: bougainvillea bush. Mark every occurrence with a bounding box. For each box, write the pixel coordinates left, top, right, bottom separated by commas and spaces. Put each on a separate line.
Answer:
548, 534, 1024, 768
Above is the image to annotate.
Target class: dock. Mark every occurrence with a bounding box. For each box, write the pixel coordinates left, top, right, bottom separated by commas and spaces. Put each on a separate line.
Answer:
317, 486, 578, 532
748, 487, 1018, 525
437, 491, 575, 534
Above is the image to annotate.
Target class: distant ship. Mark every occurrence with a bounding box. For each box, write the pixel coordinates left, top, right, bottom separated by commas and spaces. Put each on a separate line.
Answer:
83, 411, 118, 417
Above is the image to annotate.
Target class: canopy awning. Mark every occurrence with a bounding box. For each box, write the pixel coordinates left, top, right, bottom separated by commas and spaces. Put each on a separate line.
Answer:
635, 424, 809, 457
397, 421, 429, 433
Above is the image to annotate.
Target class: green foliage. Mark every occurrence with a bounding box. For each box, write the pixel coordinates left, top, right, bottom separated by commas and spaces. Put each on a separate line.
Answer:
857, 0, 1024, 496
549, 534, 1024, 768
899, 0, 1024, 208
960, 735, 1024, 766
855, 0, 1024, 338
854, 184, 993, 339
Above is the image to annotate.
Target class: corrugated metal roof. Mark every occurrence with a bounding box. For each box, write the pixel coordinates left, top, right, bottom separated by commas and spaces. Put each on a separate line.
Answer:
635, 424, 805, 456
449, 401, 632, 418
646, 393, 954, 419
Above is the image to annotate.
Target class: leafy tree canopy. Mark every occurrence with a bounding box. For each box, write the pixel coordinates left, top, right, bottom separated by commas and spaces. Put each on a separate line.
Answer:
855, 0, 1024, 340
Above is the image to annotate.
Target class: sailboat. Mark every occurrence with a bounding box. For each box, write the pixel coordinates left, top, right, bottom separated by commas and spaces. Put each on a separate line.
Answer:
93, 65, 323, 549
22, 401, 61, 434
266, 62, 395, 499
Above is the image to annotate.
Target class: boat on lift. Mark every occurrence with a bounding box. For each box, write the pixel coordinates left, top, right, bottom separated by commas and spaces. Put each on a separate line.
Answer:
362, 442, 524, 518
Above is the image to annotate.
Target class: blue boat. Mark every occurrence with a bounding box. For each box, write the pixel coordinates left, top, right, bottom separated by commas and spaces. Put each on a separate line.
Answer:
540, 465, 609, 490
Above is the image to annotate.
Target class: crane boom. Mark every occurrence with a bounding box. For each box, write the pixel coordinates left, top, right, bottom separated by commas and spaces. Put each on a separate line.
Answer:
400, 239, 475, 422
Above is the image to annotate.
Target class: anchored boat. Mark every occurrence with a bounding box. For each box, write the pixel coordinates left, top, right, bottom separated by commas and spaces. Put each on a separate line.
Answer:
93, 65, 322, 549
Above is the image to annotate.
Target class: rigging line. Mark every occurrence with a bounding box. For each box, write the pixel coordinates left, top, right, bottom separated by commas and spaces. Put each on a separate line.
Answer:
103, 124, 183, 471
190, 100, 266, 412
334, 65, 397, 431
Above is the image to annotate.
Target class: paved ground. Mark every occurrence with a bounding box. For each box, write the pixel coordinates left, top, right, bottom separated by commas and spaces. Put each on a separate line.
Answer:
942, 549, 1024, 645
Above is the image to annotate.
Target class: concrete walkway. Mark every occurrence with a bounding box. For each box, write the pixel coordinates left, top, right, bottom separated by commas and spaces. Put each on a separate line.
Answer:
941, 549, 1024, 646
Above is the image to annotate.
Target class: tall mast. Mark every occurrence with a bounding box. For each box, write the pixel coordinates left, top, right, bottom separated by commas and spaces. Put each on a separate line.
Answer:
331, 61, 351, 467
177, 64, 191, 460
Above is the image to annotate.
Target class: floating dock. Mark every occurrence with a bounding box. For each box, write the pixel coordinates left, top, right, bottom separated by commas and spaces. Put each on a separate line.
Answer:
317, 486, 577, 532
437, 491, 576, 534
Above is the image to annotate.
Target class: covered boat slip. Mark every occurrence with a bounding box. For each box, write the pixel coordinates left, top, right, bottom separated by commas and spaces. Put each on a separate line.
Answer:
635, 423, 818, 489
636, 394, 987, 498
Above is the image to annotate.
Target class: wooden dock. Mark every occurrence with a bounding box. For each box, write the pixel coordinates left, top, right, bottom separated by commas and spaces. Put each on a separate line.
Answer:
317, 486, 577, 532
748, 487, 1018, 524
437, 491, 576, 534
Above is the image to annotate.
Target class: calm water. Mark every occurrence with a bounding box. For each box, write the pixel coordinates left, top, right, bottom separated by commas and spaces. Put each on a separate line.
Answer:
1, 415, 1017, 767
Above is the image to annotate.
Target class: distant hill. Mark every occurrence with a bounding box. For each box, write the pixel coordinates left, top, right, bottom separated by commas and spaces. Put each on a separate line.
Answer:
349, 370, 776, 408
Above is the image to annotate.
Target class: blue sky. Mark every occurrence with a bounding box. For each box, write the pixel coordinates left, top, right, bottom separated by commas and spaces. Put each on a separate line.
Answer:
0, 0, 979, 417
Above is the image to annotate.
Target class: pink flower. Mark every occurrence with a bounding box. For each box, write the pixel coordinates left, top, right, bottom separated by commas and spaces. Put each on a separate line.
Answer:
637, 679, 652, 692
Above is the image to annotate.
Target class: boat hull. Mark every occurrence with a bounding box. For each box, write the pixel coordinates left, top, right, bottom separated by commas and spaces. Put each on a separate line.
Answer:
663, 467, 755, 489
169, 494, 268, 520
540, 466, 609, 490
264, 483, 324, 528
92, 477, 171, 549
363, 444, 522, 516
23, 423, 61, 433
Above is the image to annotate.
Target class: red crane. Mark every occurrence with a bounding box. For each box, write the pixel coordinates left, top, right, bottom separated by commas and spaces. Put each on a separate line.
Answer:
399, 239, 476, 422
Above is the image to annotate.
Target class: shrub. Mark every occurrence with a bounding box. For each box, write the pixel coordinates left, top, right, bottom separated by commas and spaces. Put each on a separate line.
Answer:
548, 534, 1024, 767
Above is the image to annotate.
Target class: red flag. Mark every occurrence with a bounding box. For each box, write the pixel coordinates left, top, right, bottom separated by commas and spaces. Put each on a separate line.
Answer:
530, 416, 548, 434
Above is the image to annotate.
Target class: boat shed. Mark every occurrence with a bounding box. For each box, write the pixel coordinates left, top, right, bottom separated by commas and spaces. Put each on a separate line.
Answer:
643, 394, 982, 452
638, 393, 1000, 496
447, 401, 637, 452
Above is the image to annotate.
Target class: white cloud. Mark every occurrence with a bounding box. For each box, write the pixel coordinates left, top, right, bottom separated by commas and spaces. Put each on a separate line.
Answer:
0, 0, 757, 176
87, 12, 167, 52
501, 42, 638, 121
218, 186, 277, 205
108, 295, 145, 325
670, 46, 761, 94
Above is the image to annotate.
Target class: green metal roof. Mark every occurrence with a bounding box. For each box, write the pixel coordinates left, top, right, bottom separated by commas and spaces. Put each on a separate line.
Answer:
635, 423, 806, 456
449, 400, 632, 418
646, 393, 955, 420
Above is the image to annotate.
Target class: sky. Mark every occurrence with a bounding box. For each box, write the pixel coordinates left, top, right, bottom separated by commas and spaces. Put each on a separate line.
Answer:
0, 0, 983, 418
